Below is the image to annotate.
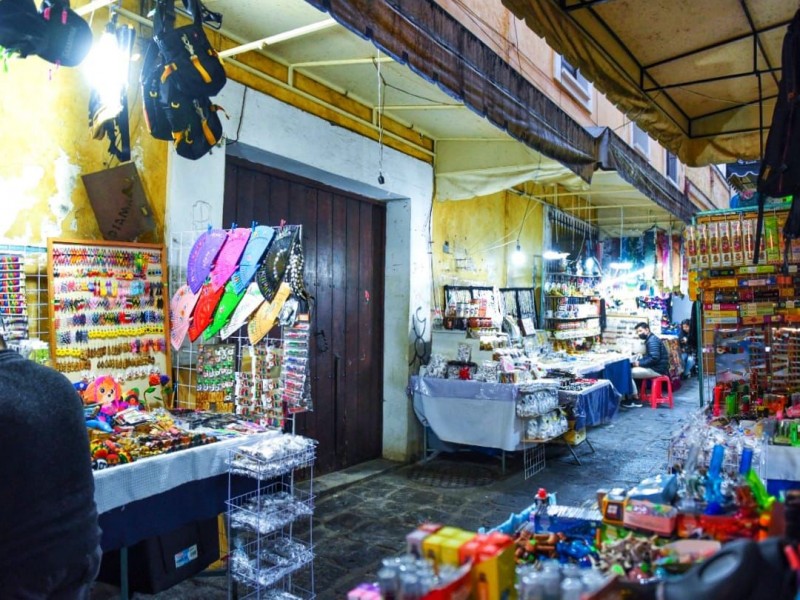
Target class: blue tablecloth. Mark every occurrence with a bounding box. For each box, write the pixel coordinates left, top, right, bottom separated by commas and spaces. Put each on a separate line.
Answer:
558, 380, 619, 430
585, 357, 633, 397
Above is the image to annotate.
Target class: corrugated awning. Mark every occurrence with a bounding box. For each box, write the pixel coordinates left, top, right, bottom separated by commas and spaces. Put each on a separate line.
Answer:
591, 128, 696, 223
305, 0, 694, 223
501, 0, 795, 167
304, 0, 599, 181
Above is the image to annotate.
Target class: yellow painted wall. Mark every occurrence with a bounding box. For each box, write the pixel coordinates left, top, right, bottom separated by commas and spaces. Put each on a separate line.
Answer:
0, 27, 169, 247
431, 190, 543, 307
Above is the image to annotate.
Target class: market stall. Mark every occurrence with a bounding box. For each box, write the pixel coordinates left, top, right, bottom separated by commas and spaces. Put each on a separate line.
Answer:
0, 223, 319, 599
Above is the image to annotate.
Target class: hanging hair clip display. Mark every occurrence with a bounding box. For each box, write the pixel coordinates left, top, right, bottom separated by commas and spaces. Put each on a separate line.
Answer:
47, 239, 173, 409
0, 253, 30, 345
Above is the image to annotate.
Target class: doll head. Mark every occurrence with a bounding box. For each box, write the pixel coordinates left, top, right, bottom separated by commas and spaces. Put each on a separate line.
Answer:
84, 375, 122, 407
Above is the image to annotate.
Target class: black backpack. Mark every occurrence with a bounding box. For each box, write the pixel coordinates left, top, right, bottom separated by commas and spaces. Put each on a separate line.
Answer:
140, 38, 226, 160
0, 0, 47, 58
756, 10, 800, 265
140, 40, 173, 141
37, 0, 92, 67
153, 0, 226, 98
162, 81, 225, 160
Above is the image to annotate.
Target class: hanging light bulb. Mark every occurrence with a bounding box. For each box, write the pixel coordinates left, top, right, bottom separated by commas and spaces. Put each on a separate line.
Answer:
513, 242, 526, 266
84, 20, 134, 125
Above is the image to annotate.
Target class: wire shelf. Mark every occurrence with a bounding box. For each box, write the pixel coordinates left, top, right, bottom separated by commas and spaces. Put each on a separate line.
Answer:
0, 245, 49, 354
238, 583, 316, 600
227, 482, 314, 536
229, 445, 316, 481
231, 535, 314, 590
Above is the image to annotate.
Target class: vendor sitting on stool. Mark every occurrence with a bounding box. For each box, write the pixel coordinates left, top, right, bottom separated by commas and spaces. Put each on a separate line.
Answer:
622, 322, 669, 408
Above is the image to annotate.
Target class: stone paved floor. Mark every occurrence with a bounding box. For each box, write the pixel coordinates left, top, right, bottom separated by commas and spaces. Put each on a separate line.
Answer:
92, 377, 702, 599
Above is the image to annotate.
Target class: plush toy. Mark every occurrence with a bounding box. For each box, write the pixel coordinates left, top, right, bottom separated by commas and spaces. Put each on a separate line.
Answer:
83, 375, 127, 424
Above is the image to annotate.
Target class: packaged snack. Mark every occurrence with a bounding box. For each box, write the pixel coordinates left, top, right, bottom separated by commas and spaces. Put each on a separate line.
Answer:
718, 220, 731, 266
743, 218, 755, 262
697, 223, 709, 269
684, 225, 698, 269
707, 221, 720, 267
731, 218, 744, 266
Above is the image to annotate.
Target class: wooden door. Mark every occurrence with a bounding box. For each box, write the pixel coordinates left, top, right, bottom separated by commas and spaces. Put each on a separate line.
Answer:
223, 157, 386, 473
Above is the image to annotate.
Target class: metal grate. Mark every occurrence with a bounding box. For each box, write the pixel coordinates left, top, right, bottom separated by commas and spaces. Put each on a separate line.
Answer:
523, 442, 546, 480
406, 461, 496, 488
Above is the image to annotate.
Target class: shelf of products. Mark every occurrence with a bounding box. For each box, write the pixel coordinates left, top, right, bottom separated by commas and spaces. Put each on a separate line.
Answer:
541, 266, 601, 350
685, 206, 800, 403
227, 434, 316, 598
47, 239, 172, 411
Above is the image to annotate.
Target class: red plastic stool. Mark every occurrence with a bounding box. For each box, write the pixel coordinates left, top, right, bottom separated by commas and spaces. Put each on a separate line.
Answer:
639, 375, 674, 409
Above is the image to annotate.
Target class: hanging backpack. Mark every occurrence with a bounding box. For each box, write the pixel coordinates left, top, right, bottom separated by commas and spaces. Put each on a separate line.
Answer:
37, 0, 92, 67
153, 0, 226, 98
160, 73, 226, 159
0, 0, 47, 58
140, 40, 173, 141
756, 10, 800, 265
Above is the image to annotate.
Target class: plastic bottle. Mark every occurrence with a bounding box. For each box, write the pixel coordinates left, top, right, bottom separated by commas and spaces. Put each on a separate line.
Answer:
377, 567, 398, 600
539, 561, 561, 600
560, 574, 583, 600
519, 571, 544, 600
581, 569, 608, 594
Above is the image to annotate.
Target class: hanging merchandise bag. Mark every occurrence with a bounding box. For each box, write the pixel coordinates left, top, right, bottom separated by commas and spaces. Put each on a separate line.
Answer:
0, 0, 48, 58
756, 10, 800, 264
153, 0, 226, 98
37, 0, 92, 67
159, 71, 226, 159
140, 39, 173, 141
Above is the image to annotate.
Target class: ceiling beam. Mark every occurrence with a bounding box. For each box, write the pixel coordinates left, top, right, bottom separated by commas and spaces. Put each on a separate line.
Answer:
380, 104, 464, 111
218, 19, 338, 59
75, 0, 116, 16
564, 0, 618, 12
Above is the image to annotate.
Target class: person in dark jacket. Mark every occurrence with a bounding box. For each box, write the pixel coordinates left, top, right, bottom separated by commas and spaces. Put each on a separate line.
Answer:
0, 332, 102, 598
678, 319, 697, 379
622, 322, 670, 408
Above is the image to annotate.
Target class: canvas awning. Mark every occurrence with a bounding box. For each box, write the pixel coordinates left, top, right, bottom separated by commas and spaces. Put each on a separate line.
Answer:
302, 0, 694, 221
502, 0, 795, 167
305, 0, 599, 181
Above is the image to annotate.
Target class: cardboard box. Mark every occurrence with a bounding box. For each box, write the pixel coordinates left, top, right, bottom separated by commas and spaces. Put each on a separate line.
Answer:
623, 500, 676, 536
97, 517, 219, 594
471, 541, 516, 600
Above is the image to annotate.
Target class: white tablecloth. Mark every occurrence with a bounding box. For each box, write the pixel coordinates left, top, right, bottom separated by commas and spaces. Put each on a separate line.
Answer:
93, 430, 281, 514
411, 377, 523, 451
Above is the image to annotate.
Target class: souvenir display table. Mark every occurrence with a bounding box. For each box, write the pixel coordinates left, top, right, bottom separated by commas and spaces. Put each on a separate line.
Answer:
411, 377, 523, 452
94, 430, 280, 516
94, 431, 279, 599
410, 376, 618, 470
538, 351, 633, 396
559, 380, 620, 430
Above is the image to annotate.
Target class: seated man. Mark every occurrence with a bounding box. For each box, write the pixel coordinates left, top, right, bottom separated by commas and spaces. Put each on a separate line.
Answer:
622, 321, 669, 408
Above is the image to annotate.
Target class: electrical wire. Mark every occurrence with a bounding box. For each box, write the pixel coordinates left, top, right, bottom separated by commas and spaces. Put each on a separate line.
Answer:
376, 55, 386, 183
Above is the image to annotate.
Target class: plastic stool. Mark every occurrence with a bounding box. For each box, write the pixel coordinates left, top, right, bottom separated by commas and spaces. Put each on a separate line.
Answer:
639, 375, 674, 409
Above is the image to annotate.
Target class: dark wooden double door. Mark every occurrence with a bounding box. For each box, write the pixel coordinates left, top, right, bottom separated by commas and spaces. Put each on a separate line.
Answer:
223, 157, 385, 474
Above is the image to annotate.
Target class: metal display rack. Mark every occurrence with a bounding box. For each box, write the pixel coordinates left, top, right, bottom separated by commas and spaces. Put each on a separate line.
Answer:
0, 244, 49, 353
169, 228, 311, 426
227, 437, 316, 599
